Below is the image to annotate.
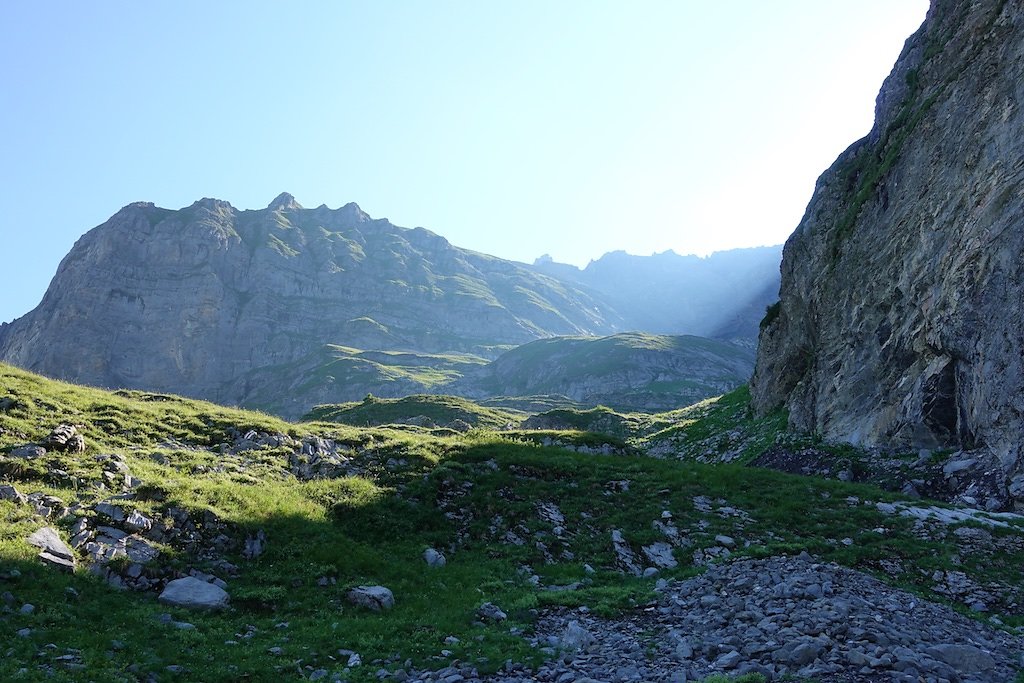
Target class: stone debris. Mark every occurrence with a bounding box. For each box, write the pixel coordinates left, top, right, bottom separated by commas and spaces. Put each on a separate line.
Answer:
26, 526, 76, 572
347, 585, 395, 612
401, 553, 1023, 683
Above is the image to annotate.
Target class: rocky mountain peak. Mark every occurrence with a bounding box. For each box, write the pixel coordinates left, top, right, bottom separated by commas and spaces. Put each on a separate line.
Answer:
267, 192, 302, 212
336, 201, 370, 223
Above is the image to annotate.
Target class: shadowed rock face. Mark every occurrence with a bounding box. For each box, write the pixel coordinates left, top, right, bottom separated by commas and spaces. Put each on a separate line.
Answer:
752, 0, 1024, 468
0, 194, 624, 407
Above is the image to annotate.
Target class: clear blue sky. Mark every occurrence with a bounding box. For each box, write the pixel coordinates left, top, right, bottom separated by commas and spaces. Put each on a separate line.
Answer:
0, 1, 928, 324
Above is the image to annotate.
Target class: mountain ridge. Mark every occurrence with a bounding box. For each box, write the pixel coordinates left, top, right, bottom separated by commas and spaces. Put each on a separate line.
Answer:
0, 197, 773, 418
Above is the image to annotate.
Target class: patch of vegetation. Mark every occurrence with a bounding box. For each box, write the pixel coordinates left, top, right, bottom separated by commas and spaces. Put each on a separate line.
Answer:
759, 301, 781, 331
304, 394, 524, 429
645, 386, 789, 464
1, 364, 1023, 681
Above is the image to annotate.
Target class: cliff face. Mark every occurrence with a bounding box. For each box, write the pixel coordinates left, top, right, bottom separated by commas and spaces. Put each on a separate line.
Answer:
0, 194, 623, 407
752, 0, 1024, 468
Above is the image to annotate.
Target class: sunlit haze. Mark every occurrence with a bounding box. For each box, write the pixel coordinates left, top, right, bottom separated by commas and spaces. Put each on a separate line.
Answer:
0, 1, 929, 324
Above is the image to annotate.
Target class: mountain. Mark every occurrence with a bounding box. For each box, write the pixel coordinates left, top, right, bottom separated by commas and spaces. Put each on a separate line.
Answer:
0, 194, 776, 418
456, 332, 754, 413
0, 194, 625, 410
533, 245, 783, 341
752, 0, 1024, 474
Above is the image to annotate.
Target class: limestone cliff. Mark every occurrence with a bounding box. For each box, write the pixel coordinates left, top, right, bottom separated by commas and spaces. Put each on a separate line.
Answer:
0, 194, 623, 408
752, 0, 1024, 471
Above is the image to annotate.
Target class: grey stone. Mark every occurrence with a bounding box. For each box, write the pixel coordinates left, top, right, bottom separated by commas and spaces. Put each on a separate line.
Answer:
560, 620, 594, 652
641, 542, 678, 569
424, 547, 446, 568
476, 601, 507, 622
10, 445, 46, 459
26, 526, 76, 572
158, 576, 229, 610
611, 529, 642, 576
124, 510, 153, 532
926, 643, 996, 672
94, 502, 126, 523
346, 585, 395, 612
0, 484, 28, 504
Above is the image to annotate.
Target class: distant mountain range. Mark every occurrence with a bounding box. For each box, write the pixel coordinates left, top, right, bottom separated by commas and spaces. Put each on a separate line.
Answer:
0, 194, 780, 417
533, 245, 782, 341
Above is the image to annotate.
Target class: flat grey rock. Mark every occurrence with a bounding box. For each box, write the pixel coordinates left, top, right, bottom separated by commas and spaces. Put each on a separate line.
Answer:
158, 576, 229, 610
346, 585, 394, 611
26, 527, 76, 572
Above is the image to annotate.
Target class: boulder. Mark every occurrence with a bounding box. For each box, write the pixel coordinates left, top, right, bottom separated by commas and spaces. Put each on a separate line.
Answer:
0, 484, 28, 505
10, 445, 46, 459
560, 620, 595, 651
642, 542, 678, 569
926, 643, 996, 673
44, 424, 85, 453
476, 601, 507, 622
124, 510, 153, 532
26, 527, 76, 572
423, 548, 446, 568
158, 577, 229, 610
346, 585, 394, 611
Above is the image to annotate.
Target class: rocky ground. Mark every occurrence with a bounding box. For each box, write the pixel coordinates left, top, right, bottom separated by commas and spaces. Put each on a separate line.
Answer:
403, 554, 1023, 683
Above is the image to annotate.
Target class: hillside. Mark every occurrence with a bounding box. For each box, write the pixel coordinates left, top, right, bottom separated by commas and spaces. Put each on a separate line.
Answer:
1, 364, 1024, 681
457, 332, 755, 413
752, 0, 1024, 505
533, 246, 782, 341
0, 194, 623, 410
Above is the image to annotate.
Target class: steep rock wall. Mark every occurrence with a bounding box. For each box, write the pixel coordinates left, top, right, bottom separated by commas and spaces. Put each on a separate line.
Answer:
752, 0, 1024, 472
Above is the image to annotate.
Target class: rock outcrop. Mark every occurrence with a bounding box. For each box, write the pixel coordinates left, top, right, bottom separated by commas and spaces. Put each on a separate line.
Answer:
752, 1, 1024, 475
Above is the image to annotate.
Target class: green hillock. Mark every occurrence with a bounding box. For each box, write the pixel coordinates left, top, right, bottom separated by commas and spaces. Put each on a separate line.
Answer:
303, 394, 524, 430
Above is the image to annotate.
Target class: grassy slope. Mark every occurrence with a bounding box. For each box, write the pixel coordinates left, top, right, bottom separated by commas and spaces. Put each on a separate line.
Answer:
471, 332, 754, 412
304, 394, 524, 429
1, 364, 1023, 682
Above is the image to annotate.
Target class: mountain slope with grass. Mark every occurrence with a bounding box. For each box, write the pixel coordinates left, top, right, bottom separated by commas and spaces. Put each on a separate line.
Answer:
457, 332, 755, 413
2, 363, 1024, 681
